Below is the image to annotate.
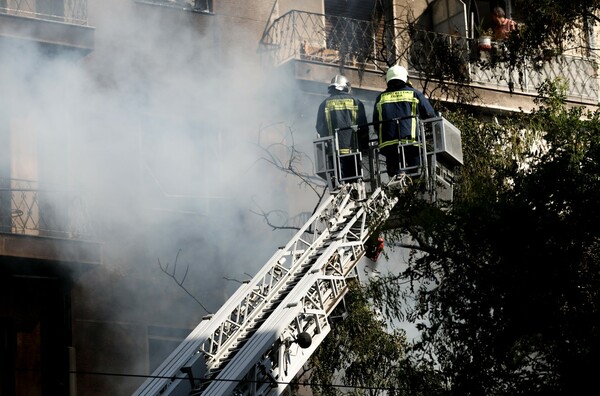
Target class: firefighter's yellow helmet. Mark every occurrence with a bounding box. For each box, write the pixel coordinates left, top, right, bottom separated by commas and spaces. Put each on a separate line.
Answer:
386, 65, 408, 83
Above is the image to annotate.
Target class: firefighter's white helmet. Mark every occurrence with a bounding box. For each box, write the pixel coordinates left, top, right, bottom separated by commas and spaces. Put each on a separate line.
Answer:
328, 74, 351, 92
386, 65, 408, 83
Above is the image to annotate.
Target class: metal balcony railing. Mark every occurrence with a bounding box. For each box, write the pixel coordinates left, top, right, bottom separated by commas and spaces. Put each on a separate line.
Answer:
409, 29, 599, 103
0, 179, 94, 239
0, 0, 88, 25
259, 10, 384, 70
259, 10, 599, 103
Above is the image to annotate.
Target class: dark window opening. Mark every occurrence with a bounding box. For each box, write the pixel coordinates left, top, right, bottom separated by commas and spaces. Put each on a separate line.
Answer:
193, 0, 212, 13
133, 0, 213, 13
474, 0, 521, 34
325, 0, 376, 20
0, 276, 70, 395
324, 0, 378, 62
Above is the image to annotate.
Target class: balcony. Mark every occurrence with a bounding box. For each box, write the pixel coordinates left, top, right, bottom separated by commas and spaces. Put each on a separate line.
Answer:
260, 10, 384, 70
0, 178, 102, 268
0, 178, 94, 239
259, 10, 599, 104
1, 0, 88, 24
409, 29, 599, 104
0, 0, 94, 54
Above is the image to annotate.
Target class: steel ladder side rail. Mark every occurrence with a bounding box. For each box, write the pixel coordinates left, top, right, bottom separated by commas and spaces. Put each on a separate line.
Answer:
233, 188, 399, 396
132, 187, 359, 395
132, 192, 339, 395
202, 234, 370, 395
201, 186, 397, 394
202, 192, 375, 378
197, 240, 347, 385
261, 191, 398, 395
198, 190, 362, 374
198, 240, 349, 396
199, 189, 397, 395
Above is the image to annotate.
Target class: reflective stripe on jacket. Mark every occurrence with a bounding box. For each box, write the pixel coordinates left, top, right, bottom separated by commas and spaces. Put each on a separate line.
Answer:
316, 92, 368, 153
325, 98, 358, 154
373, 83, 435, 150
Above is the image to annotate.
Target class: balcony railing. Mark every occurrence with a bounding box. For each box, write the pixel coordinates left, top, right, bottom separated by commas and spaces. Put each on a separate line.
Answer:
409, 29, 599, 103
0, 178, 94, 239
0, 0, 88, 25
260, 10, 385, 70
259, 10, 599, 103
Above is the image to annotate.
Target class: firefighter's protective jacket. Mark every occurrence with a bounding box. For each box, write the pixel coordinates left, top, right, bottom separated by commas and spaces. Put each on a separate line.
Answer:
373, 82, 435, 150
316, 92, 369, 154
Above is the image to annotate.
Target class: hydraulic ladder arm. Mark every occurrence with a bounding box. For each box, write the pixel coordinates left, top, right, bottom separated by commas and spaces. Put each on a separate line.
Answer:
133, 182, 398, 396
134, 115, 462, 396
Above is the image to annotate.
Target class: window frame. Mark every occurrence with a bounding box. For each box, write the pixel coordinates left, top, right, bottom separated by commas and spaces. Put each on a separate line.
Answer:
133, 0, 213, 14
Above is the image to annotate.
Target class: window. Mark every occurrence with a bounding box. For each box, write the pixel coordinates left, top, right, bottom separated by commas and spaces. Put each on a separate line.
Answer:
474, 0, 520, 34
324, 0, 377, 61
428, 0, 520, 39
432, 0, 468, 36
427, 0, 521, 39
134, 0, 213, 13
193, 0, 212, 13
324, 0, 375, 20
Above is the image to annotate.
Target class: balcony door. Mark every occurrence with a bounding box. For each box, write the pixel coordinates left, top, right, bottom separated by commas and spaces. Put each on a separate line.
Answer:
432, 0, 468, 37
324, 0, 377, 62
0, 276, 70, 395
474, 1, 517, 32
431, 0, 517, 39
324, 0, 376, 20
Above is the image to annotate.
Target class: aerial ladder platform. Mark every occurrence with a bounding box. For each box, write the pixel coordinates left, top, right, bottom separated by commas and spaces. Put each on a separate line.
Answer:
133, 116, 462, 396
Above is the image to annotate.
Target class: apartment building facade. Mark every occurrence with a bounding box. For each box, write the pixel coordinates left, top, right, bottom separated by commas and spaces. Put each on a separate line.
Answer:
0, 0, 597, 395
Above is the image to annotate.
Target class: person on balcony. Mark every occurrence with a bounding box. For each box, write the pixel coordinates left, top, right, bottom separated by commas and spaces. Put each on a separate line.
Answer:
373, 65, 436, 178
316, 74, 369, 182
491, 6, 517, 41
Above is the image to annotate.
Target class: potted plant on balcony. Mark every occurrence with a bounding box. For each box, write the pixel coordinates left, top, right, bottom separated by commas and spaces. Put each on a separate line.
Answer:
476, 19, 494, 51
477, 28, 494, 51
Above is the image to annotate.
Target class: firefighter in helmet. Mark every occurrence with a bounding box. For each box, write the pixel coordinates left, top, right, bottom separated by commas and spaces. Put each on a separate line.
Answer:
373, 65, 436, 177
316, 74, 369, 181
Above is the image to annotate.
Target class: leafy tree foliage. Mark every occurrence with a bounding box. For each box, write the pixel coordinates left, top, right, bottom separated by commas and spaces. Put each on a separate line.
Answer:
364, 80, 600, 395
482, 0, 600, 80
309, 282, 445, 396
307, 1, 600, 392
513, 0, 600, 55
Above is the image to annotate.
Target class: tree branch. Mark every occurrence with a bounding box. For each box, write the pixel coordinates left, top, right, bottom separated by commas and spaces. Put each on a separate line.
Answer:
158, 249, 212, 314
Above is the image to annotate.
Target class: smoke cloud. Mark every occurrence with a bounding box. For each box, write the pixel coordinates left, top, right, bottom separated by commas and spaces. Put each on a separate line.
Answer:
2, 0, 321, 390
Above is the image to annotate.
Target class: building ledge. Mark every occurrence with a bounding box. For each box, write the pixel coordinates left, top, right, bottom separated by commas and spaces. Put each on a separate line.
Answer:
0, 13, 95, 55
0, 232, 103, 267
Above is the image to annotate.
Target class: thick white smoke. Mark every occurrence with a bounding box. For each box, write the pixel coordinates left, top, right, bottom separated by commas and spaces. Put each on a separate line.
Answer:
80, 2, 318, 310
2, 0, 321, 391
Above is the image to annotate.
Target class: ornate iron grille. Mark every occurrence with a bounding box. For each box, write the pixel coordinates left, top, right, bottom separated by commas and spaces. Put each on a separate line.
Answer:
259, 10, 599, 103
0, 178, 94, 239
0, 0, 87, 25
260, 10, 383, 70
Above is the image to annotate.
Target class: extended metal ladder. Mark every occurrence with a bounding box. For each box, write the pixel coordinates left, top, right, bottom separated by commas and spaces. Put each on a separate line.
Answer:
133, 182, 398, 396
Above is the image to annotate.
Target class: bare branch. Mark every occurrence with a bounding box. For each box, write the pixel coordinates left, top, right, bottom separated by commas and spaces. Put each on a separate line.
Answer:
158, 249, 212, 314
223, 276, 245, 284
251, 123, 331, 231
